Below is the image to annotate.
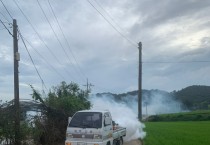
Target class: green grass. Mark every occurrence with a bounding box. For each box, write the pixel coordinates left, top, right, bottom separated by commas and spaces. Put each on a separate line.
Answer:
147, 110, 210, 121
144, 121, 210, 145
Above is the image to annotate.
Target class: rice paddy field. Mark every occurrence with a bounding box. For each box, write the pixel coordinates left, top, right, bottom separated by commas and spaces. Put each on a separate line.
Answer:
144, 121, 210, 145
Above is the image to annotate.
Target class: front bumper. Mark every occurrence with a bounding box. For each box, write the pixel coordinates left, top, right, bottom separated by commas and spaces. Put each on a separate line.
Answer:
65, 141, 105, 145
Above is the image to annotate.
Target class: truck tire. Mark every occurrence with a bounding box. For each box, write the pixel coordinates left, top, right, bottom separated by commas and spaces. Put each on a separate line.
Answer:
116, 138, 123, 145
120, 137, 123, 145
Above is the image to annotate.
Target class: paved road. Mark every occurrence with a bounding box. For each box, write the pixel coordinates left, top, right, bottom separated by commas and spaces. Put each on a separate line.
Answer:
124, 139, 142, 145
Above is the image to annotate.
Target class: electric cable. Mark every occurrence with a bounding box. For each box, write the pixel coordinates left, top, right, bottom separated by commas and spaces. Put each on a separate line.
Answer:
0, 0, 13, 20
48, 0, 87, 80
37, 0, 84, 82
0, 18, 12, 36
93, 0, 127, 35
0, 10, 10, 23
18, 29, 48, 92
22, 36, 66, 81
13, 0, 77, 81
87, 0, 137, 48
142, 61, 210, 64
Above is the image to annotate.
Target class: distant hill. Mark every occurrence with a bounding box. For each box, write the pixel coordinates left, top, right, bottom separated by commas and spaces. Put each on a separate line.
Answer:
96, 89, 170, 104
173, 85, 210, 110
96, 85, 210, 111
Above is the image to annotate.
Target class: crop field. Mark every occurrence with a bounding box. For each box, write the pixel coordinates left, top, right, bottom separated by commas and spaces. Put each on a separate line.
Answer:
144, 121, 210, 145
147, 110, 210, 121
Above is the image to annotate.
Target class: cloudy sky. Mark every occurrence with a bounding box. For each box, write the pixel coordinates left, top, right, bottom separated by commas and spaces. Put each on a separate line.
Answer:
1, 0, 210, 101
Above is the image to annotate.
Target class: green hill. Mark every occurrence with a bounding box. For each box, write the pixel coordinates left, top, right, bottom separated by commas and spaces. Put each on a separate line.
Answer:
173, 85, 210, 110
96, 85, 210, 111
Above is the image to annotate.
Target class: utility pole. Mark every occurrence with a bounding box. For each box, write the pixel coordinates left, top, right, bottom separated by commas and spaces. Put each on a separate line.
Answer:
13, 19, 20, 145
138, 42, 142, 121
146, 102, 148, 118
83, 78, 94, 95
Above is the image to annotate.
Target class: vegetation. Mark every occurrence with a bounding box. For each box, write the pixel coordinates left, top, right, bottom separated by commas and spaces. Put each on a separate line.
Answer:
30, 81, 91, 145
147, 110, 210, 122
144, 121, 210, 145
173, 85, 210, 110
0, 81, 91, 145
98, 85, 210, 110
0, 102, 31, 144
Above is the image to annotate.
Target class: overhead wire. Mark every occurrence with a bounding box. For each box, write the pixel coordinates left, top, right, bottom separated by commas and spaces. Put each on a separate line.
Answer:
13, 0, 77, 81
36, 0, 85, 82
48, 0, 87, 80
87, 0, 137, 48
0, 18, 12, 36
0, 0, 13, 20
93, 0, 127, 35
0, 10, 10, 23
142, 61, 210, 64
22, 36, 66, 80
18, 29, 48, 92
1, 0, 49, 94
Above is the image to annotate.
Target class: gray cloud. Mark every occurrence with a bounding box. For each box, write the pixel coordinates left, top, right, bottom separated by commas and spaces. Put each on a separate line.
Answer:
0, 0, 210, 101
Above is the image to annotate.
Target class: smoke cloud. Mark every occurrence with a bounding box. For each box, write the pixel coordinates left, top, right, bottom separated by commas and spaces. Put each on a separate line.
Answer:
142, 92, 183, 115
89, 95, 146, 141
117, 91, 183, 116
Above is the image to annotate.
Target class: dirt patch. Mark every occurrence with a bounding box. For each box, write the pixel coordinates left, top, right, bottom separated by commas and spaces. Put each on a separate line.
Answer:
124, 139, 142, 145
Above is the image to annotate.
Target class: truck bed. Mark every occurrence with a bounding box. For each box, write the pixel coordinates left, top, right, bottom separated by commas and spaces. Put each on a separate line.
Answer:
113, 126, 126, 140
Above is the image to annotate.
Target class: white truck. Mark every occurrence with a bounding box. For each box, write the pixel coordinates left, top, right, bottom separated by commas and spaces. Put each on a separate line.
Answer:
65, 110, 126, 145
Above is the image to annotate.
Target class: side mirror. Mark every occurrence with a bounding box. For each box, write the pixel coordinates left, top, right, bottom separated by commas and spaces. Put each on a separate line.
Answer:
104, 117, 111, 126
68, 117, 72, 124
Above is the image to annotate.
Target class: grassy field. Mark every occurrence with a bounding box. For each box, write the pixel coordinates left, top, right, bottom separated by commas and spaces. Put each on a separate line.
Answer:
147, 110, 210, 121
144, 121, 210, 145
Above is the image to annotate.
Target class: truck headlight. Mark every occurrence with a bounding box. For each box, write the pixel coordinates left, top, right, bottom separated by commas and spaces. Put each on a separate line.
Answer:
93, 134, 102, 139
65, 142, 71, 145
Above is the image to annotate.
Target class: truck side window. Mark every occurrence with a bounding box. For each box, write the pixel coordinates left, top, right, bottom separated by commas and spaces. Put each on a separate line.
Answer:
104, 113, 111, 126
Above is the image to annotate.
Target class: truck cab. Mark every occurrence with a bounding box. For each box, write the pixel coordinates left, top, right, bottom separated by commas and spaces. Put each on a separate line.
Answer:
65, 110, 126, 145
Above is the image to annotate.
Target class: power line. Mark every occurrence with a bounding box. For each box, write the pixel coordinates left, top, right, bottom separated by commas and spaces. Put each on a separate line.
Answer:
0, 18, 12, 35
93, 0, 127, 34
0, 10, 10, 22
18, 29, 48, 91
48, 0, 87, 80
36, 0, 84, 82
87, 0, 137, 48
142, 61, 210, 64
0, 0, 13, 20
13, 0, 76, 81
22, 36, 66, 80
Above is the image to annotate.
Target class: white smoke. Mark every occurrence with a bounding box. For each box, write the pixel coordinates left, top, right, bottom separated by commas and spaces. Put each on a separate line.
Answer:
89, 95, 146, 141
117, 92, 183, 116
142, 93, 183, 115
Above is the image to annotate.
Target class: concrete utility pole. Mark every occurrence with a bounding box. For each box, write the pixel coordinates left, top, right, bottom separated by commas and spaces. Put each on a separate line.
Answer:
138, 42, 142, 121
13, 19, 20, 145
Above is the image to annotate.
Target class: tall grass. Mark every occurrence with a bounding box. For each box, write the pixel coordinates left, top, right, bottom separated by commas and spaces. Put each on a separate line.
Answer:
144, 121, 210, 145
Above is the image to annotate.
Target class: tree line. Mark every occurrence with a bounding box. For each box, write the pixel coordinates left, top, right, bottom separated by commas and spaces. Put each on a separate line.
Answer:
0, 81, 91, 145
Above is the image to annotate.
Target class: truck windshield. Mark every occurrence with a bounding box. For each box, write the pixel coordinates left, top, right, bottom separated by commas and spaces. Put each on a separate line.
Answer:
69, 112, 102, 128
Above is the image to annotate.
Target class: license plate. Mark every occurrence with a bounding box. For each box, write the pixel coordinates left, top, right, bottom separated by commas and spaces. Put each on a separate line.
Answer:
77, 143, 86, 145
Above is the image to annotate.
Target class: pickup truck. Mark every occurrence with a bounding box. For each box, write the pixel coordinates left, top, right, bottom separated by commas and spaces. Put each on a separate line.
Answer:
65, 110, 126, 145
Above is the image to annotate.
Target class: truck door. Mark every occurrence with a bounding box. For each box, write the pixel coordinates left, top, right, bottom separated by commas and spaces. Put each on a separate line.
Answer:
103, 112, 113, 144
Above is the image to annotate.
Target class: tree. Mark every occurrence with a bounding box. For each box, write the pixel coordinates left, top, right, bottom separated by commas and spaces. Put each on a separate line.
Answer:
31, 81, 91, 145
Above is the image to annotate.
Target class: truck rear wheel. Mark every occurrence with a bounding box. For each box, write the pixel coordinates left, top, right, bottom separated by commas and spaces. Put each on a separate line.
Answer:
116, 138, 123, 145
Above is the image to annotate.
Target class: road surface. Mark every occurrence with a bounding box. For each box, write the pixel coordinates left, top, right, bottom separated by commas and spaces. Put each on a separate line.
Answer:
124, 139, 142, 145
